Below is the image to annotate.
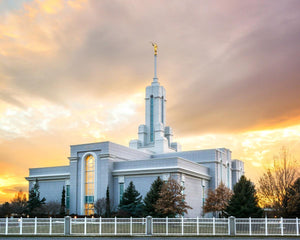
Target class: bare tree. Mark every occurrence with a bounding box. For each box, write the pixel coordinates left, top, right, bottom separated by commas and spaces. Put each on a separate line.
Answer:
44, 201, 60, 217
203, 182, 233, 217
258, 147, 299, 217
154, 178, 192, 217
94, 198, 106, 217
10, 190, 27, 217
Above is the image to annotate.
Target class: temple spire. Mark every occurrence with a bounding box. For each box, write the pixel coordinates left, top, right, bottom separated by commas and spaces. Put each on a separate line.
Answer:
129, 44, 181, 153
152, 42, 158, 83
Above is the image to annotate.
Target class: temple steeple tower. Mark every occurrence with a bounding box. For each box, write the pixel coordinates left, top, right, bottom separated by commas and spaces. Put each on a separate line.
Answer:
129, 44, 181, 154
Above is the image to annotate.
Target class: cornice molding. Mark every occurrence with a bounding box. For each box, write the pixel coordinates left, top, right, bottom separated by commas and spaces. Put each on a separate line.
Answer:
68, 157, 79, 162
112, 166, 210, 180
25, 173, 70, 181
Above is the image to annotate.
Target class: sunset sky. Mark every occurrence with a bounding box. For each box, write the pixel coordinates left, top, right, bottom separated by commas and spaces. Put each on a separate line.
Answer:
0, 0, 300, 203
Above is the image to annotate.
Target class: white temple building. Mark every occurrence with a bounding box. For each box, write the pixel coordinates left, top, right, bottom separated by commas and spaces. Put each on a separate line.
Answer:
26, 45, 244, 217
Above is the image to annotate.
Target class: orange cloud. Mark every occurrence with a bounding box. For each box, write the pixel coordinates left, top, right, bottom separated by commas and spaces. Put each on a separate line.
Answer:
180, 124, 300, 181
67, 0, 87, 9
0, 0, 300, 203
37, 0, 64, 14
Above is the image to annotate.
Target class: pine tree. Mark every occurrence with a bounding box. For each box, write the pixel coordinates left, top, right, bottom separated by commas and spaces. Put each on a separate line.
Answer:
0, 202, 11, 217
287, 177, 300, 217
143, 177, 164, 217
154, 178, 192, 217
226, 175, 262, 217
60, 186, 66, 216
27, 179, 46, 217
105, 186, 111, 217
118, 181, 143, 217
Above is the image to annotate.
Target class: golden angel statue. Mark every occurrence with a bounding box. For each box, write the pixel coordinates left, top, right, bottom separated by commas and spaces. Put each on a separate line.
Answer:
152, 42, 158, 55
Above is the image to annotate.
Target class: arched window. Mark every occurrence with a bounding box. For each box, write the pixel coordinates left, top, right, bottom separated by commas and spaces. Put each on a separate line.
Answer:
85, 155, 95, 215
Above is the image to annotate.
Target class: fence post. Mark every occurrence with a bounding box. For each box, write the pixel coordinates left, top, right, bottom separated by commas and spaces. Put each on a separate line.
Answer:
181, 216, 184, 235
114, 216, 117, 235
229, 216, 236, 236
34, 217, 37, 235
281, 217, 283, 236
64, 216, 71, 235
130, 217, 132, 235
249, 217, 251, 236
84, 217, 87, 235
196, 216, 199, 235
296, 217, 299, 236
265, 216, 268, 236
19, 217, 22, 235
5, 217, 8, 235
49, 217, 52, 235
151, 217, 153, 235
213, 217, 215, 235
146, 216, 152, 235
166, 217, 168, 235
99, 217, 102, 235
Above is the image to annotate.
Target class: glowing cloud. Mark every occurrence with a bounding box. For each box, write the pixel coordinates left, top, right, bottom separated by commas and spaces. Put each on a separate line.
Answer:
0, 0, 300, 203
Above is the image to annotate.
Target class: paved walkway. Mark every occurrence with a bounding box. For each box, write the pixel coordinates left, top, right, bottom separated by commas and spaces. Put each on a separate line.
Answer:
1, 237, 300, 240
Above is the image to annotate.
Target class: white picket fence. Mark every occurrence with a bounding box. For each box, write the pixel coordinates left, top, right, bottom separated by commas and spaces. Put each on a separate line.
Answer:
235, 217, 300, 236
0, 217, 64, 235
0, 216, 299, 236
152, 217, 229, 235
70, 217, 146, 235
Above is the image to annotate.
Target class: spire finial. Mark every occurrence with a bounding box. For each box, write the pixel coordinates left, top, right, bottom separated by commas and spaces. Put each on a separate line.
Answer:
151, 42, 158, 82
152, 42, 158, 56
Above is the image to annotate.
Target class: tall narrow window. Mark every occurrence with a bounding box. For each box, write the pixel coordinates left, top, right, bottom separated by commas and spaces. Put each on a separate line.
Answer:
181, 181, 185, 194
85, 155, 95, 215
118, 176, 125, 203
220, 159, 223, 183
202, 180, 205, 216
181, 180, 185, 217
150, 95, 154, 142
227, 163, 230, 188
119, 183, 124, 202
161, 96, 164, 124
66, 185, 70, 211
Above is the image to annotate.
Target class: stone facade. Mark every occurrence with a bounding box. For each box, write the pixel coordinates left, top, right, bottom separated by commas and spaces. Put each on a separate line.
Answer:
26, 49, 244, 217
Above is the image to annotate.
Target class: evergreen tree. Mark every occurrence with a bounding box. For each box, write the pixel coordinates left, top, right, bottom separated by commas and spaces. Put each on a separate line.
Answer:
27, 179, 46, 217
287, 177, 300, 217
154, 178, 192, 217
0, 202, 11, 217
143, 177, 164, 217
118, 181, 143, 217
105, 186, 111, 217
226, 175, 263, 217
60, 186, 66, 216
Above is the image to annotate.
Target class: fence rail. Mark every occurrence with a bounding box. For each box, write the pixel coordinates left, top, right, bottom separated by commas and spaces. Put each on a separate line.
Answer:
70, 217, 146, 235
236, 217, 300, 236
0, 217, 64, 235
0, 216, 299, 236
152, 217, 229, 235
